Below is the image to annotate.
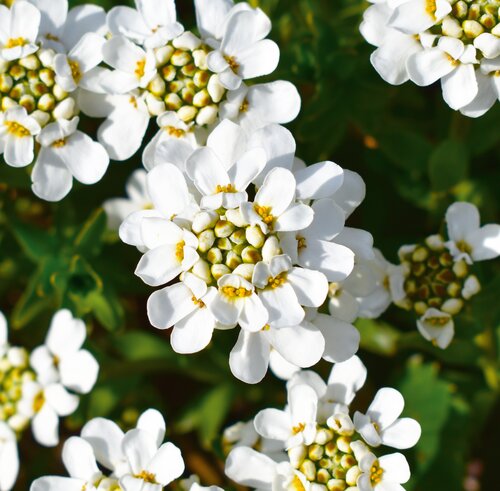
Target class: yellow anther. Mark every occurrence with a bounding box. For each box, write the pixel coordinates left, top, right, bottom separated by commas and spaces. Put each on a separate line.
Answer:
297, 236, 307, 250
4, 121, 30, 137
51, 138, 66, 148
5, 37, 27, 49
254, 205, 274, 226
221, 285, 252, 298
216, 183, 236, 193
267, 273, 287, 289
68, 59, 82, 84
33, 391, 45, 413
224, 55, 240, 72
135, 59, 146, 78
425, 0, 437, 18
191, 296, 206, 308
370, 461, 384, 485
135, 470, 157, 483
239, 98, 249, 113
292, 422, 306, 434
164, 126, 185, 138
175, 241, 185, 261
426, 315, 449, 327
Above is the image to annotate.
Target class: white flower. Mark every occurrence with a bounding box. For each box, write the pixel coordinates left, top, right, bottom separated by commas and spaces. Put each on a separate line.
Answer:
29, 309, 99, 394
445, 201, 500, 264
354, 388, 421, 450
0, 422, 19, 491
18, 379, 79, 447
148, 273, 218, 354
0, 311, 7, 358
206, 9, 280, 90
225, 446, 307, 491
0, 1, 40, 61
53, 32, 105, 92
219, 80, 301, 132
32, 117, 109, 201
101, 35, 157, 93
104, 169, 152, 231
416, 307, 455, 349
254, 384, 318, 448
0, 106, 41, 167
31, 409, 187, 491
407, 37, 479, 110
357, 452, 411, 491
361, 0, 500, 115
31, 0, 107, 53
107, 0, 184, 49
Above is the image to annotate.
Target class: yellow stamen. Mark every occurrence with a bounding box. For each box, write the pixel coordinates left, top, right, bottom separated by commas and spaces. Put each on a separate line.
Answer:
292, 422, 305, 434
425, 0, 437, 18
426, 315, 450, 327
267, 273, 287, 289
370, 461, 384, 485
221, 285, 252, 298
192, 296, 206, 308
216, 183, 236, 193
175, 241, 185, 261
4, 121, 30, 137
297, 236, 307, 250
135, 470, 157, 483
224, 55, 240, 72
52, 138, 66, 148
165, 126, 185, 138
135, 59, 146, 79
69, 59, 82, 84
5, 37, 27, 49
129, 96, 138, 108
33, 391, 45, 413
239, 98, 249, 113
254, 205, 274, 226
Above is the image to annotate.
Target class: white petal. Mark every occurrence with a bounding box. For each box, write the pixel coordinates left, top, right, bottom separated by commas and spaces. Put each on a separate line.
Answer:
288, 268, 329, 307
31, 149, 73, 202
147, 442, 185, 485
253, 408, 290, 442
389, 0, 451, 34
258, 284, 304, 327
229, 330, 270, 384
382, 418, 422, 449
407, 48, 455, 86
147, 283, 196, 329
81, 418, 125, 471
46, 309, 86, 356
367, 388, 404, 428
195, 0, 233, 39
122, 429, 157, 475
225, 447, 277, 488
171, 307, 215, 354
468, 225, 500, 262
30, 477, 84, 491
45, 384, 79, 416
206, 119, 246, 170
313, 314, 360, 363
255, 167, 296, 216
135, 245, 184, 286
379, 453, 411, 484
289, 384, 317, 427
186, 147, 230, 196
59, 350, 99, 394
326, 355, 367, 405
331, 170, 366, 218
4, 136, 35, 167
441, 63, 478, 110
275, 203, 314, 232
445, 202, 480, 242
62, 437, 99, 480
239, 294, 269, 332
62, 4, 107, 51
137, 409, 166, 449
32, 405, 59, 447
237, 40, 280, 79
295, 161, 344, 201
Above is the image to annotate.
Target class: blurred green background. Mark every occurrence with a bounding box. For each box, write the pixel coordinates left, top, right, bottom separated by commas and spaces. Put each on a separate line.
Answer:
0, 0, 499, 489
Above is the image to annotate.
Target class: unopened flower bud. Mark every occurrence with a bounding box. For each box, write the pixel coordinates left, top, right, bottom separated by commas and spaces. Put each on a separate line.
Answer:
198, 230, 216, 252
196, 104, 218, 125
192, 211, 218, 234
288, 445, 307, 468
246, 225, 265, 248
177, 105, 197, 122
327, 479, 346, 491
208, 74, 225, 103
336, 436, 351, 454
300, 459, 316, 481
211, 264, 231, 280
316, 469, 331, 484
215, 220, 235, 238
191, 259, 211, 283
207, 247, 223, 264
315, 428, 334, 445
308, 444, 324, 461
232, 264, 255, 282
225, 251, 242, 270
345, 466, 361, 486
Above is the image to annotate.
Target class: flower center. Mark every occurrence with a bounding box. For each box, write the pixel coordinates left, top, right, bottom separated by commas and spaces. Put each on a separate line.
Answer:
0, 48, 76, 127
135, 59, 146, 79
4, 120, 30, 137
224, 55, 240, 72
221, 285, 253, 298
370, 461, 384, 485
33, 391, 45, 413
175, 240, 185, 261
216, 183, 236, 193
135, 470, 157, 483
254, 205, 275, 226
267, 272, 287, 289
289, 424, 362, 489
68, 59, 82, 84
396, 236, 480, 316
437, 0, 500, 42
144, 40, 227, 125
51, 138, 67, 148
0, 349, 33, 430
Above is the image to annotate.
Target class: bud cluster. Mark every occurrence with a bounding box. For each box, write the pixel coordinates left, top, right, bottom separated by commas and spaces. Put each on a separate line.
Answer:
186, 208, 279, 286
442, 0, 500, 41
145, 40, 226, 125
289, 423, 367, 491
395, 235, 481, 317
0, 49, 76, 128
0, 346, 34, 433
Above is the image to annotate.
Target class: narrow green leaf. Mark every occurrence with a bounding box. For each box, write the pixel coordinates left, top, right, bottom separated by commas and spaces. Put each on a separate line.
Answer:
428, 139, 469, 191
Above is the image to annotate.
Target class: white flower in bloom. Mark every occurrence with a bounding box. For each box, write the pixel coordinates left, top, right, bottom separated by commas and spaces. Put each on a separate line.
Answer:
32, 117, 109, 201
219, 81, 301, 132
206, 9, 280, 90
254, 384, 319, 448
85, 0, 292, 161
18, 379, 79, 447
357, 452, 411, 491
226, 357, 419, 491
53, 32, 105, 92
31, 408, 187, 491
0, 311, 7, 358
118, 119, 364, 383
416, 307, 455, 349
445, 201, 500, 264
0, 106, 41, 167
30, 0, 107, 52
354, 388, 422, 449
104, 169, 152, 231
107, 0, 183, 49
0, 1, 40, 61
0, 422, 19, 491
101, 36, 157, 93
360, 0, 500, 115
225, 446, 308, 491
30, 309, 99, 393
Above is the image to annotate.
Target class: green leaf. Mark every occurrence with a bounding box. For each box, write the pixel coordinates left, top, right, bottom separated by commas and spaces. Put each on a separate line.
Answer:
114, 331, 173, 361
73, 208, 107, 256
355, 318, 400, 356
428, 139, 469, 191
10, 219, 57, 263
87, 286, 125, 331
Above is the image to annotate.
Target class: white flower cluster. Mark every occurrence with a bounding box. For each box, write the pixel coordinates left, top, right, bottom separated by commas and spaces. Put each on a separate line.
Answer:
30, 408, 223, 491
225, 356, 421, 491
79, 0, 300, 162
361, 0, 500, 116
0, 309, 99, 491
0, 0, 110, 201
114, 116, 368, 384
389, 202, 500, 348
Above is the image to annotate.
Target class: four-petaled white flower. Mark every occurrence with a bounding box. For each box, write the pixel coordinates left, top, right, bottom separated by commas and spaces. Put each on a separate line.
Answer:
416, 307, 455, 349
358, 451, 411, 491
354, 388, 421, 450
